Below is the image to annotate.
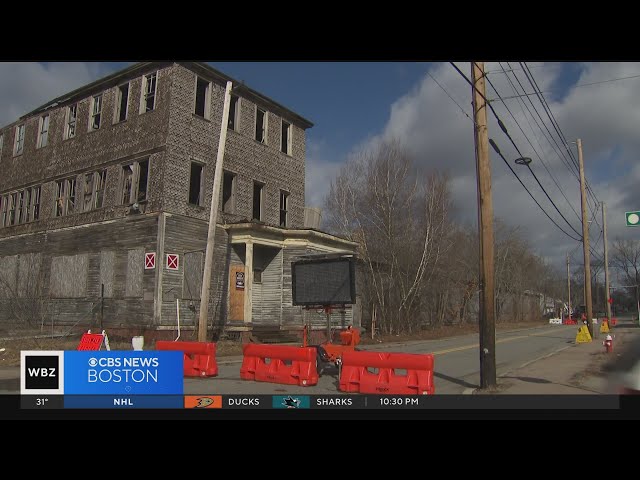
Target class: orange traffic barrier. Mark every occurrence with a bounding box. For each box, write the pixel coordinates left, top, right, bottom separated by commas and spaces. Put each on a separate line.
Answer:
240, 344, 318, 386
611, 317, 617, 326
156, 341, 218, 377
339, 350, 434, 395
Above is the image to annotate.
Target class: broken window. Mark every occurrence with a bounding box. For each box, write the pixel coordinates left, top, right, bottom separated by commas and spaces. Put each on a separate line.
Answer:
281, 120, 291, 154
0, 133, 4, 155
55, 177, 76, 217
21, 189, 31, 223
223, 171, 236, 214
65, 104, 77, 139
0, 196, 6, 227
255, 108, 266, 143
83, 173, 95, 211
115, 83, 129, 123
280, 190, 289, 227
228, 95, 239, 130
38, 114, 49, 148
253, 182, 263, 221
194, 77, 210, 118
31, 186, 40, 221
15, 191, 23, 224
142, 72, 157, 112
8, 192, 17, 225
14, 124, 24, 156
94, 170, 107, 208
121, 159, 149, 205
90, 94, 102, 131
188, 162, 204, 205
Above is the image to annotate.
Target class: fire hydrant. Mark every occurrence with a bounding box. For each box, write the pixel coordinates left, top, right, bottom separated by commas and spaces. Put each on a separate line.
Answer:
603, 334, 613, 353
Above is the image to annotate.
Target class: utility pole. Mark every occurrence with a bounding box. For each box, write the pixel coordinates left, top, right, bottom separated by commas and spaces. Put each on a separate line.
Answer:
471, 62, 496, 389
567, 254, 572, 321
198, 81, 233, 342
602, 201, 612, 322
577, 138, 594, 338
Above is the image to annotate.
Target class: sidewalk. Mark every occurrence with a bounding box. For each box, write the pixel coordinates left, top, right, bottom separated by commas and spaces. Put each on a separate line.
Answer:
483, 322, 640, 394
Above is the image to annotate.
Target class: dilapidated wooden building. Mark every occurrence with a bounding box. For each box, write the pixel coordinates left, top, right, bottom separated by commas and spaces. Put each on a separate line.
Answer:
0, 62, 358, 339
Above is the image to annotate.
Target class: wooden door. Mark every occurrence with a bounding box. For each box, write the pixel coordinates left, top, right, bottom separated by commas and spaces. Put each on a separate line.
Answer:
229, 265, 245, 321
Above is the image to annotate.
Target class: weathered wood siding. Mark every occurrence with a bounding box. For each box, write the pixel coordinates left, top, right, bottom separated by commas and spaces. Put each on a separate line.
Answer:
161, 214, 231, 328
251, 246, 282, 325
0, 214, 158, 327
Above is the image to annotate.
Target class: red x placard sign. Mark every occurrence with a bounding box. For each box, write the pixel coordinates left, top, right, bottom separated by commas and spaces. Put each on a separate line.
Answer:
167, 254, 179, 271
145, 252, 156, 269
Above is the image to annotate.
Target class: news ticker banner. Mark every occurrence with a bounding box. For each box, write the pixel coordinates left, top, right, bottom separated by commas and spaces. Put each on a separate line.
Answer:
20, 394, 621, 410
20, 350, 184, 396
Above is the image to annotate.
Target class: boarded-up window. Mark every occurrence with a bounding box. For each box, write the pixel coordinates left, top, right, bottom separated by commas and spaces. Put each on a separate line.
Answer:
17, 253, 42, 297
50, 254, 88, 298
126, 249, 144, 297
182, 252, 203, 300
0, 255, 18, 298
100, 251, 115, 298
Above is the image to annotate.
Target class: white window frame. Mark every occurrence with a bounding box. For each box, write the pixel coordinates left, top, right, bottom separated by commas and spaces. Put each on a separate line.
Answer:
0, 132, 4, 155
114, 83, 130, 124
37, 114, 50, 149
140, 72, 158, 114
253, 181, 264, 221
222, 170, 237, 214
120, 159, 149, 205
55, 177, 77, 217
65, 104, 78, 139
281, 119, 292, 155
8, 193, 16, 225
194, 76, 211, 119
89, 94, 103, 131
279, 190, 289, 227
0, 195, 6, 227
14, 124, 25, 156
228, 95, 240, 131
255, 107, 267, 144
188, 161, 205, 206
30, 186, 41, 221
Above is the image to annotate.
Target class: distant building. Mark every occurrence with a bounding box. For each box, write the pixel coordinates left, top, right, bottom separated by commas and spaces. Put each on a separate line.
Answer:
0, 62, 358, 339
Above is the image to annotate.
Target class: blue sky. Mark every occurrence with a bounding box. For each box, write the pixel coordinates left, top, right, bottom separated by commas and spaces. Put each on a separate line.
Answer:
2, 61, 640, 271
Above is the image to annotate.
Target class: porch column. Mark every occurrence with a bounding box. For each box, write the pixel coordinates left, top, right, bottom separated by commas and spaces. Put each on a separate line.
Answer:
244, 241, 254, 324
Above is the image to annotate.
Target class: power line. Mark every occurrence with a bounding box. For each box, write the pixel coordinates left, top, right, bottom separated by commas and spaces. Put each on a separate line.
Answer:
427, 71, 475, 124
521, 63, 602, 220
488, 138, 581, 242
479, 64, 583, 239
450, 62, 582, 242
493, 73, 640, 100
505, 62, 582, 182
487, 67, 582, 224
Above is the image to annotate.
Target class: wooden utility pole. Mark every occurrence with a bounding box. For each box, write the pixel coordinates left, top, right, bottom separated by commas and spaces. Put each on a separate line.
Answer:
198, 81, 233, 342
602, 201, 612, 321
471, 62, 496, 389
567, 254, 572, 321
577, 138, 594, 338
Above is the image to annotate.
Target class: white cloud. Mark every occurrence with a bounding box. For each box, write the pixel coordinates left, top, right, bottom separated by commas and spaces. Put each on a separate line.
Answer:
351, 61, 640, 268
0, 63, 112, 127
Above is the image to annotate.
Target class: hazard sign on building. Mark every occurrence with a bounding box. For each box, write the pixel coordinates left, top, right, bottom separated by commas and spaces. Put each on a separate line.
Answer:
167, 253, 179, 271
145, 252, 156, 270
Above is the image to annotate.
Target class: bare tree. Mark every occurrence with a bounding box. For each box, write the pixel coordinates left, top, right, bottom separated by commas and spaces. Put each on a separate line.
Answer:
612, 238, 640, 307
325, 139, 452, 334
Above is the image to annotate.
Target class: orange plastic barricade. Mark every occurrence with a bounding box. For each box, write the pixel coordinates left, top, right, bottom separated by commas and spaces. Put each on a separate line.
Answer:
240, 344, 318, 386
339, 350, 435, 395
156, 341, 218, 377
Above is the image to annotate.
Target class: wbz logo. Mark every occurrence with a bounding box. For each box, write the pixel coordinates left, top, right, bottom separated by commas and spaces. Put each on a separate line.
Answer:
21, 351, 65, 395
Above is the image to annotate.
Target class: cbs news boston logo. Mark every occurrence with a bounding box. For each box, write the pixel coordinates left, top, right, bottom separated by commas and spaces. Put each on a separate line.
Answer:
21, 351, 183, 395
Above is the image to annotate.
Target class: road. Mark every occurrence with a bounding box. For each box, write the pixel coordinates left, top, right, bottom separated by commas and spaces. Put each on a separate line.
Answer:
0, 323, 583, 395
184, 324, 579, 395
